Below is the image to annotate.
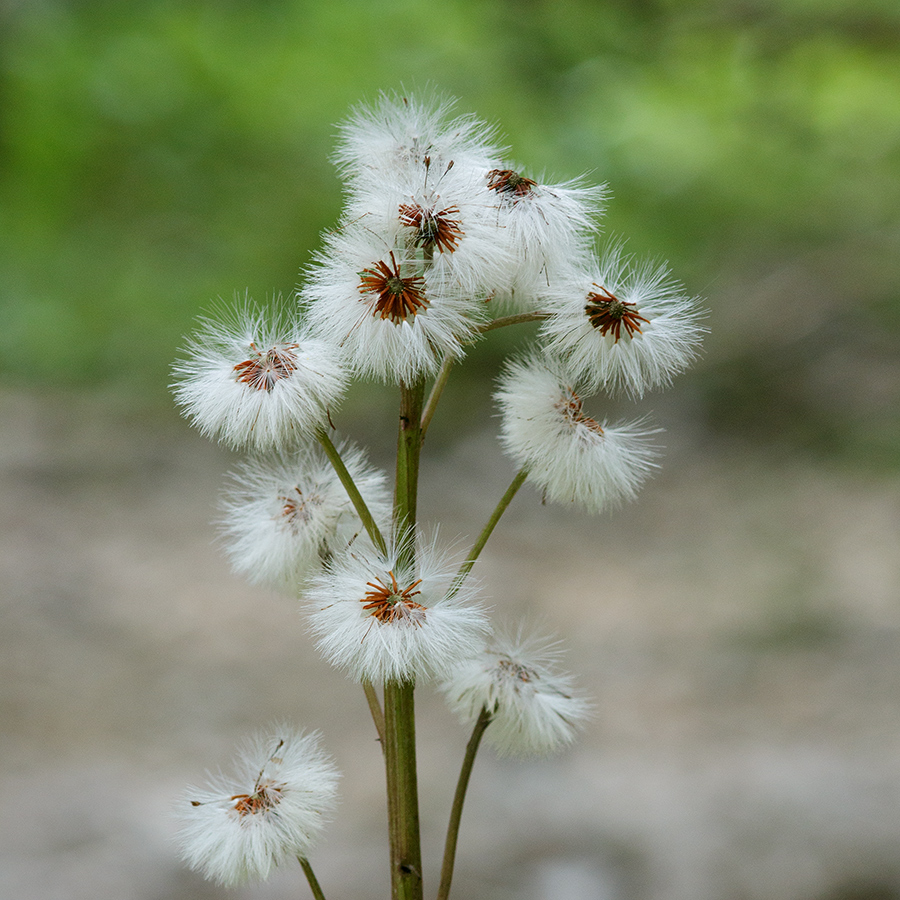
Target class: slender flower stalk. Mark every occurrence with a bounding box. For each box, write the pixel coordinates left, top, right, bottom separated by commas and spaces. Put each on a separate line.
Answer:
363, 680, 386, 746
316, 427, 388, 555
436, 706, 492, 900
420, 352, 457, 439
449, 467, 528, 598
299, 856, 328, 900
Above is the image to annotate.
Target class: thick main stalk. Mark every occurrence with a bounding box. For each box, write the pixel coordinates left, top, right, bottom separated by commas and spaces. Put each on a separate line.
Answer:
384, 377, 426, 900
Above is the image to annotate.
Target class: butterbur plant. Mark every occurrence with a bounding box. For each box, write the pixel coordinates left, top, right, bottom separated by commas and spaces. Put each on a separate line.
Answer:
172, 91, 705, 900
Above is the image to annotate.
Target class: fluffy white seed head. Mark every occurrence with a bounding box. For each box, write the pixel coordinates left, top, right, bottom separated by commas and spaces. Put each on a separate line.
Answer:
495, 354, 661, 514
172, 302, 347, 451
301, 224, 485, 383
539, 246, 706, 397
484, 166, 606, 307
218, 442, 391, 593
178, 728, 339, 887
441, 626, 591, 756
342, 161, 517, 299
333, 90, 503, 191
304, 533, 491, 683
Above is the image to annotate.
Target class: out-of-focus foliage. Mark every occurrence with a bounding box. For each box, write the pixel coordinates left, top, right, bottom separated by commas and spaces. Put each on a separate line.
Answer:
1, 0, 898, 461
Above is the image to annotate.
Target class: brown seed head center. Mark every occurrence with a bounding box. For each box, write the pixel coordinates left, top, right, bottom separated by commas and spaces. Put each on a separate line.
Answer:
278, 487, 322, 527
359, 251, 429, 324
398, 203, 464, 254
488, 169, 537, 198
557, 387, 604, 435
498, 657, 537, 683
361, 571, 427, 626
230, 781, 285, 816
233, 342, 300, 392
584, 285, 649, 342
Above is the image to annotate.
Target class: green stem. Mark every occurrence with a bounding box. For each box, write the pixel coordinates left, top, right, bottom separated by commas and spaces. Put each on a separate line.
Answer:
383, 679, 423, 900
316, 427, 387, 555
363, 680, 385, 747
383, 377, 426, 900
420, 353, 456, 440
450, 467, 528, 596
436, 707, 493, 900
298, 856, 327, 900
478, 311, 549, 334
393, 378, 426, 556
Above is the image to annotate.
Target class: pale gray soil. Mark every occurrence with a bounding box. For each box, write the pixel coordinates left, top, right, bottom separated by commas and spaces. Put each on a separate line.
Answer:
2, 388, 900, 900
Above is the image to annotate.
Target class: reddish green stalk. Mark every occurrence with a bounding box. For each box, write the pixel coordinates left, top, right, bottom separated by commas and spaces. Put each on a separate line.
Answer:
436, 707, 493, 900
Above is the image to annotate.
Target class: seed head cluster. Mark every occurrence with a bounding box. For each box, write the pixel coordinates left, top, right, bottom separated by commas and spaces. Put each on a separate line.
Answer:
172, 91, 705, 889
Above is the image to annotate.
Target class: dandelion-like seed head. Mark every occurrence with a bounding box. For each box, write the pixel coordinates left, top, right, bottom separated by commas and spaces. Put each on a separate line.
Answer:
218, 443, 391, 592
304, 533, 490, 683
539, 248, 706, 396
584, 285, 650, 343
178, 729, 339, 887
171, 303, 347, 451
398, 202, 464, 254
495, 354, 660, 513
358, 251, 429, 324
441, 628, 591, 757
487, 168, 537, 198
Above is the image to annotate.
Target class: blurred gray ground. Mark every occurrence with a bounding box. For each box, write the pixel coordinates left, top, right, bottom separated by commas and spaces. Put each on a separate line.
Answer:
2, 388, 900, 900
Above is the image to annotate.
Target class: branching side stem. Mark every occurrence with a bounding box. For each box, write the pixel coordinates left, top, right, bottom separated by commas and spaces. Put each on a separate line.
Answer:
449, 467, 528, 597
316, 427, 387, 555
436, 707, 493, 900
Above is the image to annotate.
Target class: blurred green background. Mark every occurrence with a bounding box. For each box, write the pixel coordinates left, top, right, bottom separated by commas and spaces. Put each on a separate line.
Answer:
2, 0, 899, 461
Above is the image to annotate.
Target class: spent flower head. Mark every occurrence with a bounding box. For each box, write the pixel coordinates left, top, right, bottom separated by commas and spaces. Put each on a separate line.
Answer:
442, 626, 591, 756
219, 442, 391, 592
178, 728, 339, 886
172, 302, 347, 450
334, 90, 502, 190
539, 246, 706, 397
304, 532, 491, 683
301, 225, 484, 383
485, 166, 606, 306
495, 353, 660, 514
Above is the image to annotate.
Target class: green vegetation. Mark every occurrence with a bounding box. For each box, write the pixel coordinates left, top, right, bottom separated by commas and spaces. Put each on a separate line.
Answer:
2, 0, 898, 462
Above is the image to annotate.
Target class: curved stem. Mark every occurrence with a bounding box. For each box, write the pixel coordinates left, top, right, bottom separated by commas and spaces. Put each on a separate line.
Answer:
298, 856, 327, 900
436, 707, 493, 900
449, 467, 528, 597
316, 427, 387, 555
363, 680, 385, 747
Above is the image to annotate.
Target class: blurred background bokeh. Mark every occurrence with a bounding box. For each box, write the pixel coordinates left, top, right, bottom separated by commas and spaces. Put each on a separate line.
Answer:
2, 1, 900, 898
